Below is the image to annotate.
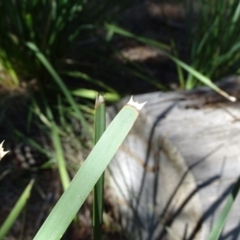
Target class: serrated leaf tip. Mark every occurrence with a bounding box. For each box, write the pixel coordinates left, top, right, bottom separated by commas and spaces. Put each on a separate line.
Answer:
127, 96, 146, 111
0, 141, 9, 160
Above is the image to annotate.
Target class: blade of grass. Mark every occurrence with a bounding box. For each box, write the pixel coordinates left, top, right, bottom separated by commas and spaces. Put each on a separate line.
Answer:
57, 94, 66, 128
93, 95, 106, 240
105, 23, 170, 51
167, 55, 236, 101
67, 105, 95, 118
103, 40, 167, 90
33, 97, 146, 240
51, 122, 70, 191
14, 129, 52, 158
43, 98, 70, 191
26, 42, 91, 137
30, 100, 66, 136
185, 0, 240, 83
105, 24, 236, 101
208, 176, 240, 240
72, 88, 121, 101
0, 179, 34, 239
171, 40, 185, 89
65, 71, 117, 93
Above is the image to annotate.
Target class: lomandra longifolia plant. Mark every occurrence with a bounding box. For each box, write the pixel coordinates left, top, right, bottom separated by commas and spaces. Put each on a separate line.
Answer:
33, 97, 146, 240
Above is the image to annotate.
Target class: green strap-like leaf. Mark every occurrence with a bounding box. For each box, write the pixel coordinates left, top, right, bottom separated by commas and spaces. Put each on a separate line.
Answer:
0, 180, 34, 239
93, 95, 106, 240
33, 97, 146, 240
105, 24, 236, 102
26, 42, 91, 137
208, 177, 240, 240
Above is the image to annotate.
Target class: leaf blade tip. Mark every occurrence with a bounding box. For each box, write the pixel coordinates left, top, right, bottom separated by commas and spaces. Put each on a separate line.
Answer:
127, 96, 147, 111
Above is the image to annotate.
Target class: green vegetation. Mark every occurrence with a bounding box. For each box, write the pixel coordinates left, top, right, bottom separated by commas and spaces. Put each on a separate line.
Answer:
184, 0, 240, 89
33, 97, 143, 240
93, 95, 106, 240
0, 180, 34, 239
208, 177, 240, 240
0, 0, 240, 239
105, 23, 236, 101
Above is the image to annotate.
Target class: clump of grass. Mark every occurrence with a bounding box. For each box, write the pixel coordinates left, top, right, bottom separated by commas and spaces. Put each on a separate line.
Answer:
0, 0, 146, 146
0, 0, 141, 88
105, 24, 236, 102
0, 0, 143, 193
184, 0, 240, 89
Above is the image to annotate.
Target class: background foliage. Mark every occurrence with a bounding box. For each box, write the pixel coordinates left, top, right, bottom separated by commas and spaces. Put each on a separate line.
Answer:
0, 0, 240, 239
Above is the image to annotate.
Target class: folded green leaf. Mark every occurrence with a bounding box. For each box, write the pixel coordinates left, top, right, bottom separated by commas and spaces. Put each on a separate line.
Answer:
33, 97, 146, 240
93, 95, 106, 240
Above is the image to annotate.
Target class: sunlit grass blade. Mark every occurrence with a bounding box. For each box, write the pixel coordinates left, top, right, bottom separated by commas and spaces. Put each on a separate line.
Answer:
43, 98, 70, 191
105, 23, 170, 51
31, 93, 71, 189
26, 42, 91, 137
51, 122, 70, 191
167, 55, 236, 102
105, 24, 236, 101
33, 97, 146, 240
93, 95, 106, 240
0, 60, 19, 88
72, 88, 121, 102
208, 176, 240, 240
0, 179, 34, 239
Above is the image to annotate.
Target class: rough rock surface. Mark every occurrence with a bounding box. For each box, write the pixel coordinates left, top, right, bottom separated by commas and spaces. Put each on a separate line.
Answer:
107, 77, 240, 240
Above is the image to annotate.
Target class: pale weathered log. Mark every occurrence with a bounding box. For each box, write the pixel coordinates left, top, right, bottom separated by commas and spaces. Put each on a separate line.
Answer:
107, 77, 240, 240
